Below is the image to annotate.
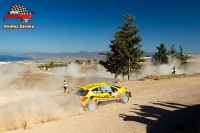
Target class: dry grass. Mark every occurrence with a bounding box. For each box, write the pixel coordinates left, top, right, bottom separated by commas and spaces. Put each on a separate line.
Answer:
136, 73, 200, 81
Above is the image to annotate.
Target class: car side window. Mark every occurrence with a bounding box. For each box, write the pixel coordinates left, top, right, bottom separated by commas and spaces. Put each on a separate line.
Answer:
111, 87, 118, 92
92, 87, 101, 94
100, 86, 112, 93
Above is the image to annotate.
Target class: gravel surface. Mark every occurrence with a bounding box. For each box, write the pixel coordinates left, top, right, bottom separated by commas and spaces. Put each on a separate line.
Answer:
2, 75, 200, 133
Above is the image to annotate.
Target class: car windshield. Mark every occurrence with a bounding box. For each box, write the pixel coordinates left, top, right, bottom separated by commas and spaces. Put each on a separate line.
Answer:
76, 89, 88, 96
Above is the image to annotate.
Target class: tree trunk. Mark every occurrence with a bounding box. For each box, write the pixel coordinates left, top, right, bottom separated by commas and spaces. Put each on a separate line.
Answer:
128, 58, 130, 80
114, 74, 118, 83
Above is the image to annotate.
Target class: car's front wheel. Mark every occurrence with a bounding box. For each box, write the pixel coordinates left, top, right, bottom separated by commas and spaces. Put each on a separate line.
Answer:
121, 93, 129, 103
87, 100, 97, 111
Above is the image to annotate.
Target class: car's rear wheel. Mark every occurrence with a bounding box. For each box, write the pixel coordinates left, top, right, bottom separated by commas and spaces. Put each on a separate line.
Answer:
87, 100, 97, 111
121, 93, 129, 103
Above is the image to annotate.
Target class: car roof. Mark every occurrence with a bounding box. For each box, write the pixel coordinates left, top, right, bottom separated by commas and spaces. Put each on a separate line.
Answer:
78, 82, 111, 90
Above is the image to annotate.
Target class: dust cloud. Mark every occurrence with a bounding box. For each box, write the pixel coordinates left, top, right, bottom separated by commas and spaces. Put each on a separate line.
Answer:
53, 63, 113, 78
53, 63, 114, 84
85, 65, 113, 78
53, 63, 80, 77
53, 56, 200, 81
0, 62, 115, 132
0, 63, 36, 90
0, 94, 82, 132
0, 63, 83, 132
131, 55, 200, 79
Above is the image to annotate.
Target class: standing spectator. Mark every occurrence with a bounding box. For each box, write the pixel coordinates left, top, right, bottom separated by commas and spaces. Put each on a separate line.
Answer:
63, 80, 68, 92
172, 66, 176, 74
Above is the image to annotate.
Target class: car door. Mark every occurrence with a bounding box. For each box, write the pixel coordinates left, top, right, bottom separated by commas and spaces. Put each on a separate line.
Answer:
97, 86, 118, 103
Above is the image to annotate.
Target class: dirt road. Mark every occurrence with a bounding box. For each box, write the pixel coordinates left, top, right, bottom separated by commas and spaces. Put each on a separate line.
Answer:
4, 75, 200, 133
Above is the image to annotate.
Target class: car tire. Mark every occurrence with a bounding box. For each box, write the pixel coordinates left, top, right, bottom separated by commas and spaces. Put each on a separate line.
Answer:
121, 93, 129, 103
87, 100, 97, 111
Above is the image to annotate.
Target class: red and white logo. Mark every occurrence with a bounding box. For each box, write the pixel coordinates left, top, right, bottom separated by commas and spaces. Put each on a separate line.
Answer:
3, 4, 34, 23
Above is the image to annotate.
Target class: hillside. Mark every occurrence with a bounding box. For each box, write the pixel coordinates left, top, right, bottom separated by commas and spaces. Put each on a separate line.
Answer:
18, 51, 155, 59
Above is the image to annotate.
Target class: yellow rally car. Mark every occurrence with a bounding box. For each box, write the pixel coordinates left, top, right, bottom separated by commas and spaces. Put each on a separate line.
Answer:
76, 82, 131, 111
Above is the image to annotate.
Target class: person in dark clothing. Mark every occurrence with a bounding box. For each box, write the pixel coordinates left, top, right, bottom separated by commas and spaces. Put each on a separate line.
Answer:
172, 66, 176, 74
63, 80, 68, 92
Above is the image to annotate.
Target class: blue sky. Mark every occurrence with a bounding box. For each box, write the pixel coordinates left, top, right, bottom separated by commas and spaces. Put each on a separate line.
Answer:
0, 0, 200, 55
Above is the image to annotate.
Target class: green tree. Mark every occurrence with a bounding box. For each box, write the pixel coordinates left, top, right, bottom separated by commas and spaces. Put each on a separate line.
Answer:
37, 65, 44, 70
153, 43, 168, 64
75, 60, 82, 65
49, 62, 54, 68
93, 58, 97, 64
168, 44, 177, 60
99, 51, 124, 82
87, 59, 91, 64
44, 64, 49, 70
100, 13, 144, 80
177, 45, 190, 64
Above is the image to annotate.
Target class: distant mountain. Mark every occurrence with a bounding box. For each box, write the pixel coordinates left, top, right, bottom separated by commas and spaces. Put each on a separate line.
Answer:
18, 51, 155, 59
142, 52, 155, 57
19, 51, 105, 59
